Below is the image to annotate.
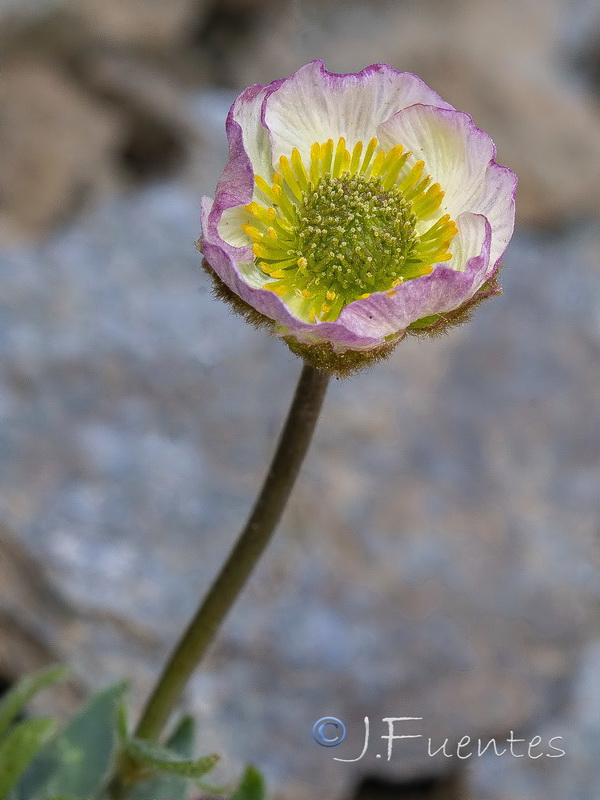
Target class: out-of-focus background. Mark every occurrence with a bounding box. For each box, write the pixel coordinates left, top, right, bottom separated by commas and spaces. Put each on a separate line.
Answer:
1, 0, 600, 798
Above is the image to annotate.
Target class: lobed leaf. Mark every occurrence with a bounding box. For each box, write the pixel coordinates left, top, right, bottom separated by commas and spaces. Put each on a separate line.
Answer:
124, 736, 219, 782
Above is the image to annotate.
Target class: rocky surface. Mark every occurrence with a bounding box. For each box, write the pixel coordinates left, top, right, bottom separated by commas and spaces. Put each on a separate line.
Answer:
67, 0, 209, 53
0, 57, 123, 243
0, 0, 211, 243
1, 152, 600, 796
471, 637, 600, 800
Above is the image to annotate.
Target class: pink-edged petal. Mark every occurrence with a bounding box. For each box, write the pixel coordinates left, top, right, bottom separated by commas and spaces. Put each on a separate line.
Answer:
378, 104, 516, 271
476, 162, 517, 272
226, 82, 277, 188
333, 213, 492, 339
378, 105, 493, 217
263, 60, 454, 168
447, 210, 492, 273
208, 81, 283, 252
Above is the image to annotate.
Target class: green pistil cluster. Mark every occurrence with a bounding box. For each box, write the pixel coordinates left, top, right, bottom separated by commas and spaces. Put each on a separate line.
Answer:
297, 173, 417, 302
244, 137, 457, 323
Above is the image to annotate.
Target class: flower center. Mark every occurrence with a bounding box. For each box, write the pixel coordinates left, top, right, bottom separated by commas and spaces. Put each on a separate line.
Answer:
242, 137, 458, 323
295, 173, 417, 305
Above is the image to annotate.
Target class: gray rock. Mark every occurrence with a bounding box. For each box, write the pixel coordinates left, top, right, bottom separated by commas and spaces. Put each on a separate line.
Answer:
0, 57, 123, 245
471, 637, 600, 800
63, 0, 210, 52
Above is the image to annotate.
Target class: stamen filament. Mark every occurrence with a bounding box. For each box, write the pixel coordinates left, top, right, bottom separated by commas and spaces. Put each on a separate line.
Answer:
281, 156, 307, 202
350, 141, 363, 173
332, 137, 347, 178
361, 137, 378, 173
291, 148, 310, 192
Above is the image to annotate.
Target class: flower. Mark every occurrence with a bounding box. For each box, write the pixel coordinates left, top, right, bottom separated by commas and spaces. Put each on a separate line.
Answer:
200, 61, 517, 375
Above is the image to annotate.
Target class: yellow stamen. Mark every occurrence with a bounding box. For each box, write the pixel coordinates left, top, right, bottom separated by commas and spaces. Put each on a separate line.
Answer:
254, 174, 277, 203
241, 224, 263, 241
367, 150, 387, 179
310, 142, 321, 184
253, 242, 287, 259
332, 137, 347, 178
381, 147, 409, 190
320, 139, 334, 175
278, 155, 304, 202
400, 160, 425, 195
271, 183, 296, 219
350, 140, 363, 173
361, 137, 378, 172
291, 148, 309, 192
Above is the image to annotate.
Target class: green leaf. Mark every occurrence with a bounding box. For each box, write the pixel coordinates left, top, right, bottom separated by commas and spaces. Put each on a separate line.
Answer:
0, 667, 69, 742
230, 766, 266, 800
0, 718, 56, 800
124, 736, 219, 781
128, 716, 215, 800
13, 681, 128, 800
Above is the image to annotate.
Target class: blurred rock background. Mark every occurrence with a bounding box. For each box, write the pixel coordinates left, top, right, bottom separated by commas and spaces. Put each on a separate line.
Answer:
1, 1, 600, 798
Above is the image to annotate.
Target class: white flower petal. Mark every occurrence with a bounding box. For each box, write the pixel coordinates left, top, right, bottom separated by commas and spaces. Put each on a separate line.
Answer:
378, 104, 516, 270
217, 205, 253, 250
263, 60, 454, 167
475, 162, 517, 271
211, 82, 280, 251
449, 211, 492, 274
229, 82, 276, 183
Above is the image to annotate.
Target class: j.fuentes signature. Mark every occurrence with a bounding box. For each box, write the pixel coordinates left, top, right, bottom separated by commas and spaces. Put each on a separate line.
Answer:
312, 717, 565, 761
